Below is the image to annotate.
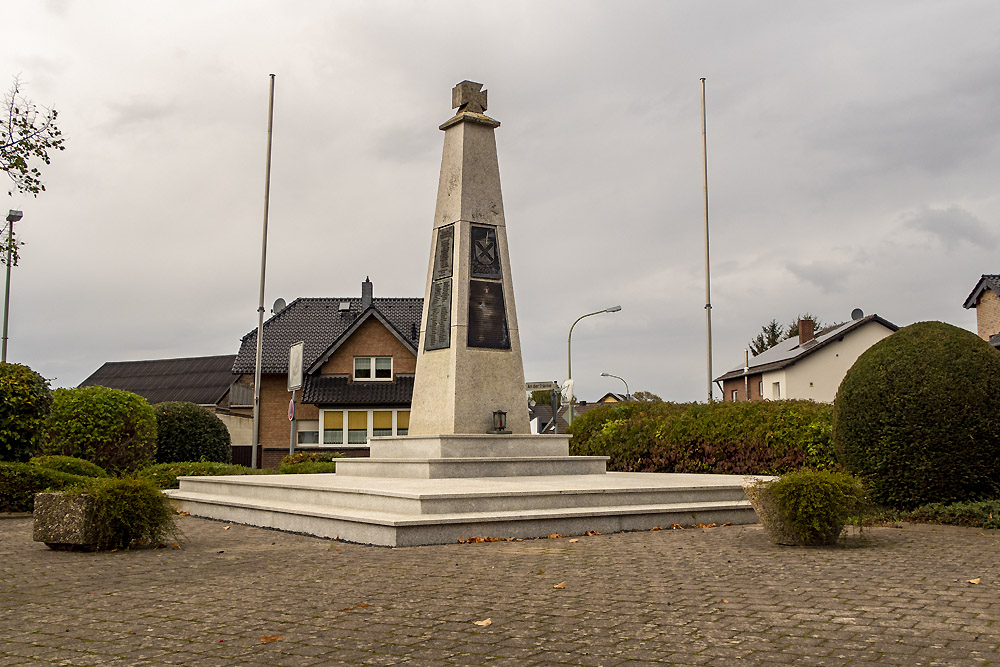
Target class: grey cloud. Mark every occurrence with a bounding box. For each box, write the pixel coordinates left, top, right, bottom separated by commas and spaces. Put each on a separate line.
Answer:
902, 205, 996, 250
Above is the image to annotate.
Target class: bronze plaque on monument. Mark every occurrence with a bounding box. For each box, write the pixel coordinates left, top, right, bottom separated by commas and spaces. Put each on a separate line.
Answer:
468, 279, 510, 349
424, 279, 452, 350
433, 224, 454, 281
470, 225, 502, 279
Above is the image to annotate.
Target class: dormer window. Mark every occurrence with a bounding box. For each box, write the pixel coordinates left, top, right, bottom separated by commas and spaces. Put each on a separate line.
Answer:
354, 356, 392, 381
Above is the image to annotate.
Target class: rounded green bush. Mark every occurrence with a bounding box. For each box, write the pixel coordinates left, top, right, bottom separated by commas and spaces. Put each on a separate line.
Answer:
833, 321, 1000, 509
153, 402, 231, 464
64, 476, 177, 550
41, 386, 157, 475
0, 362, 53, 462
29, 455, 108, 478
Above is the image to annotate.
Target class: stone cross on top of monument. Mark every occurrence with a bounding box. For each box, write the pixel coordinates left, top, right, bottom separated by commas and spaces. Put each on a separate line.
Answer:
452, 80, 487, 114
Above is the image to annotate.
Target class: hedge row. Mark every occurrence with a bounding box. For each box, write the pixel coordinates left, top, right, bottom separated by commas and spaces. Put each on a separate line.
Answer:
569, 400, 835, 475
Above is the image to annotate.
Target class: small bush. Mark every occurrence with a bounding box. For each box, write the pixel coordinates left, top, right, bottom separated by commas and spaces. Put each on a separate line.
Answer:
0, 461, 89, 512
41, 386, 157, 475
745, 469, 869, 546
154, 402, 231, 464
0, 363, 53, 462
64, 477, 177, 550
834, 321, 1000, 509
279, 460, 338, 474
139, 461, 268, 490
570, 400, 835, 475
906, 500, 1000, 530
29, 455, 108, 478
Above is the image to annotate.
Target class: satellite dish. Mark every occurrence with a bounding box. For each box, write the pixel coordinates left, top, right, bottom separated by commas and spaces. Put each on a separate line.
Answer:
272, 298, 287, 315
851, 308, 864, 321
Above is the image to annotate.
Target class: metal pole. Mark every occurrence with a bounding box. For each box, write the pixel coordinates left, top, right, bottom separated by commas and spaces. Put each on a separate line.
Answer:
2, 218, 12, 363
289, 389, 296, 456
567, 306, 621, 426
601, 372, 629, 401
701, 77, 714, 403
252, 73, 276, 469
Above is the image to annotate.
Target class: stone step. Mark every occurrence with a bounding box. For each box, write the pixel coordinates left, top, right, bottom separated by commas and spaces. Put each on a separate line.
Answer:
335, 456, 608, 478
368, 434, 571, 459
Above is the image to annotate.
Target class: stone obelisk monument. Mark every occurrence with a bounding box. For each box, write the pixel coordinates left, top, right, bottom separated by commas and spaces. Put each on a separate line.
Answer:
408, 81, 530, 436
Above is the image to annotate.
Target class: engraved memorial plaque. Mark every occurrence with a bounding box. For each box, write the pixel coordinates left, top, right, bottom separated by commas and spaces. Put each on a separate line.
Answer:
470, 225, 501, 279
432, 225, 454, 281
468, 279, 510, 349
424, 279, 452, 350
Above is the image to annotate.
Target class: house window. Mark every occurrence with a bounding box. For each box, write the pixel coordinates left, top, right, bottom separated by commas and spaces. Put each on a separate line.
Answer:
372, 411, 393, 437
758, 381, 763, 397
347, 411, 368, 444
297, 419, 319, 445
397, 410, 409, 436
772, 382, 781, 399
354, 356, 392, 381
731, 390, 738, 402
323, 412, 343, 445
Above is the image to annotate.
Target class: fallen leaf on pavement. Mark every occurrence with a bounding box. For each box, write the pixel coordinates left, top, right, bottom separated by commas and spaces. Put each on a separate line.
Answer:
223, 526, 231, 530
548, 533, 562, 539
260, 635, 283, 644
721, 599, 729, 603
473, 618, 492, 627
966, 578, 981, 584
553, 581, 566, 589
569, 539, 579, 543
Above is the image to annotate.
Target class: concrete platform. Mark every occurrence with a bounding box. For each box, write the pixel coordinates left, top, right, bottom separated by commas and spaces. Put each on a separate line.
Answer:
166, 471, 762, 547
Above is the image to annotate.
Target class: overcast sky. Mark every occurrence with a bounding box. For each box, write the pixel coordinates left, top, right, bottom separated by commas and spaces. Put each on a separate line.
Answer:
3, 1, 998, 402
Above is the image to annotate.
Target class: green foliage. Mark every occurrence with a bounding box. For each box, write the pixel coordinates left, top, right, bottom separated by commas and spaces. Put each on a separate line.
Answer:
530, 389, 560, 409
0, 362, 52, 462
41, 386, 157, 475
154, 402, 231, 464
138, 461, 268, 490
905, 500, 1000, 530
29, 455, 108, 478
278, 451, 340, 474
630, 390, 663, 402
0, 461, 87, 512
1, 76, 66, 201
833, 321, 1000, 509
63, 477, 177, 550
570, 400, 835, 475
745, 469, 869, 546
749, 314, 824, 356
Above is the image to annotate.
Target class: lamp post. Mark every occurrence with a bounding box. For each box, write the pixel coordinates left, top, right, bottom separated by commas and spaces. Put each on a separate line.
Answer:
2, 210, 24, 363
567, 305, 621, 426
600, 372, 630, 402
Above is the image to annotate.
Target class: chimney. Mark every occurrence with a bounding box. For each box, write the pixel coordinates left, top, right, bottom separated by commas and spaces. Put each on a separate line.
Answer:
798, 318, 815, 345
361, 277, 373, 310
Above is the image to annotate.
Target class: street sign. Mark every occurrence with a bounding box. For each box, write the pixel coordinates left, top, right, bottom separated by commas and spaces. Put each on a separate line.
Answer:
525, 381, 558, 392
288, 341, 304, 391
288, 398, 295, 421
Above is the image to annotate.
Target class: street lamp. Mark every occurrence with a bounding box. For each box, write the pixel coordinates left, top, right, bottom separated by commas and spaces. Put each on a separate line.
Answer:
567, 305, 621, 426
2, 210, 24, 363
600, 372, 630, 402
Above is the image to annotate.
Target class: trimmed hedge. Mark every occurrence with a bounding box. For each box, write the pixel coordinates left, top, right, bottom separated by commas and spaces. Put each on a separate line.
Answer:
833, 321, 1000, 509
906, 500, 1000, 530
139, 461, 270, 490
41, 386, 157, 475
30, 455, 108, 478
154, 402, 231, 464
0, 362, 53, 462
569, 400, 834, 475
0, 461, 89, 512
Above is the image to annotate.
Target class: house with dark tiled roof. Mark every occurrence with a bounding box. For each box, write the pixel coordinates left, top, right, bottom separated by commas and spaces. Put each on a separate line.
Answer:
715, 314, 898, 403
963, 275, 1000, 348
232, 278, 422, 468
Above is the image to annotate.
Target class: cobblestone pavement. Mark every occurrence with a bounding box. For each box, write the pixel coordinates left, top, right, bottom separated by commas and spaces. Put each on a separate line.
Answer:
1, 515, 998, 666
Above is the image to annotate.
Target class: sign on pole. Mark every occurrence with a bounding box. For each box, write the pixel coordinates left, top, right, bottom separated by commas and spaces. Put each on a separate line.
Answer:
525, 381, 558, 392
288, 341, 304, 391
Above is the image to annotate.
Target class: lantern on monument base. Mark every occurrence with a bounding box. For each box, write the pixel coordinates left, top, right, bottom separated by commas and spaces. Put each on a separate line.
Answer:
492, 410, 508, 434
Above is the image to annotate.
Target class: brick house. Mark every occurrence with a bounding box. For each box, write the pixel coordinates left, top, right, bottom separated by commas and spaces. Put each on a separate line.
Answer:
715, 314, 898, 403
232, 278, 422, 468
963, 274, 1000, 348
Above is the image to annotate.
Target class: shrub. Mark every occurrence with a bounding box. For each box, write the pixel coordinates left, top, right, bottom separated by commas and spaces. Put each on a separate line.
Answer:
833, 321, 1000, 509
0, 461, 89, 512
139, 461, 268, 490
154, 402, 231, 464
0, 362, 53, 462
29, 455, 108, 478
63, 476, 177, 550
278, 451, 341, 474
906, 500, 1000, 530
570, 400, 835, 475
41, 386, 157, 475
745, 469, 869, 546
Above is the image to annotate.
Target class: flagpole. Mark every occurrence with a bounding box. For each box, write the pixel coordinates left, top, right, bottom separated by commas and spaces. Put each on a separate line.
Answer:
252, 73, 276, 469
701, 77, 714, 402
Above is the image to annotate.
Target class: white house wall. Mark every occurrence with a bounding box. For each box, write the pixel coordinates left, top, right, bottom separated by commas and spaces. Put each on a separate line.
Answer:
760, 370, 788, 400
782, 322, 894, 402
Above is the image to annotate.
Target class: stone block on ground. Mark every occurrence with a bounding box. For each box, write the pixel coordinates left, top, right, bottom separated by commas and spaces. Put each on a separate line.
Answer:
32, 492, 98, 550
